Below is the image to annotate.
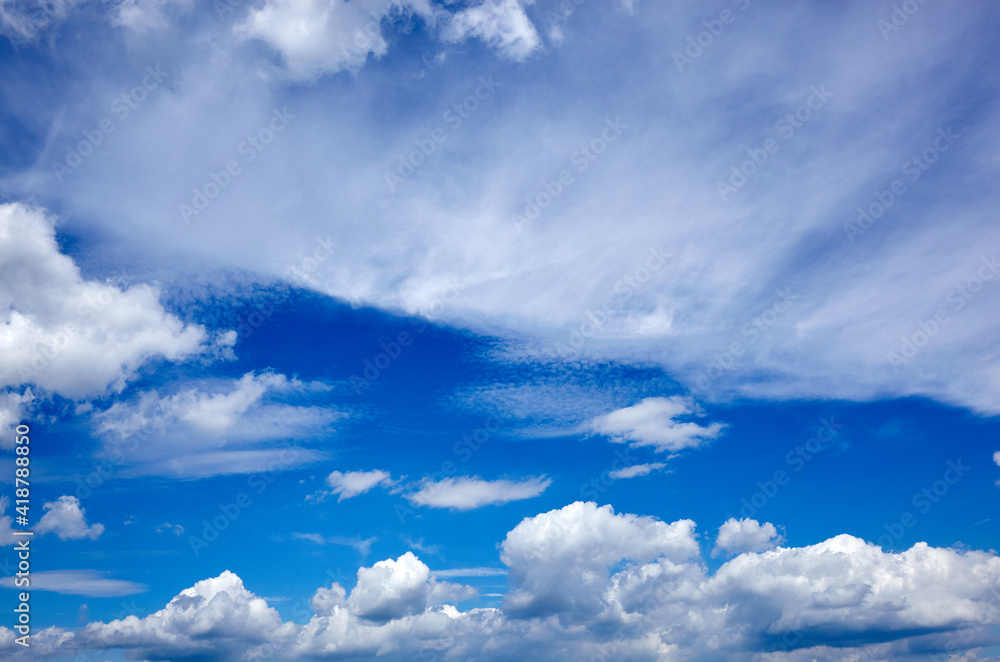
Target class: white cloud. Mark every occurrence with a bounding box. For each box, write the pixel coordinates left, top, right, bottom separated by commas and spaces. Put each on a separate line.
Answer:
608, 462, 666, 479
993, 451, 1000, 466
237, 0, 433, 80
35, 496, 104, 541
0, 570, 146, 597
108, 0, 192, 33
441, 0, 540, 61
405, 476, 550, 510
155, 523, 184, 536
292, 533, 377, 555
18, 504, 1000, 661
0, 388, 32, 449
500, 501, 700, 619
713, 517, 785, 558
92, 371, 340, 477
348, 551, 432, 621
589, 396, 726, 452
6, 6, 1000, 417
430, 567, 507, 579
324, 469, 393, 501
0, 204, 209, 401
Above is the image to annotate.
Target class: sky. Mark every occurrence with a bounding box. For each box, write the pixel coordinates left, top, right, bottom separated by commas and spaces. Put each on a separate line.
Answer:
0, 0, 999, 660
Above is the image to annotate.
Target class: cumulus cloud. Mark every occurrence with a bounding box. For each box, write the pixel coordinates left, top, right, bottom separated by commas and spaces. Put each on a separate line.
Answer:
35, 496, 104, 541
500, 501, 700, 619
589, 396, 726, 452
348, 551, 432, 621
713, 517, 785, 557
91, 371, 340, 477
0, 570, 146, 597
322, 469, 393, 501
607, 462, 667, 479
12, 504, 1000, 661
405, 475, 551, 510
0, 204, 209, 400
441, 0, 540, 61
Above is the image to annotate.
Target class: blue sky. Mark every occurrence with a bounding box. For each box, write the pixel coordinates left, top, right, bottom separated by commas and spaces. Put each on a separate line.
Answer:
1, 1, 999, 660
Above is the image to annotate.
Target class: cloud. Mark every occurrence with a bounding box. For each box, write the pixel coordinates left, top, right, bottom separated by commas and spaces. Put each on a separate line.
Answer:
237, 0, 433, 80
107, 0, 193, 33
347, 552, 432, 621
500, 501, 700, 619
405, 476, 551, 510
0, 204, 209, 401
0, 0, 81, 40
607, 462, 667, 479
0, 570, 146, 597
323, 469, 393, 501
0, 388, 32, 448
26, 503, 1000, 661
441, 0, 541, 61
91, 371, 340, 477
589, 396, 726, 452
155, 523, 184, 536
713, 517, 785, 558
35, 496, 104, 541
292, 533, 377, 555
8, 4, 1000, 415
430, 567, 507, 579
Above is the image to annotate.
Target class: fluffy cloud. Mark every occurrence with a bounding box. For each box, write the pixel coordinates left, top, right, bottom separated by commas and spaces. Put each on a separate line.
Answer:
0, 570, 145, 596
441, 0, 540, 61
92, 371, 340, 477
11, 503, 1000, 661
713, 517, 785, 557
323, 469, 393, 501
500, 501, 700, 619
589, 396, 726, 452
0, 204, 209, 400
348, 551, 432, 621
405, 475, 551, 510
34, 496, 104, 541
